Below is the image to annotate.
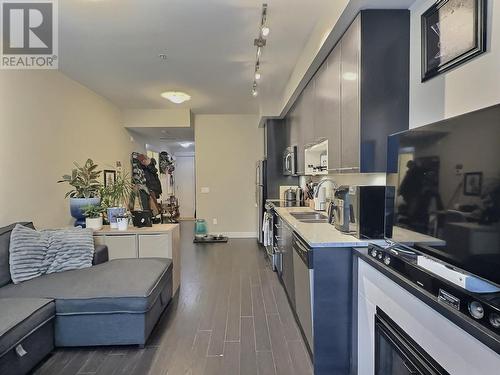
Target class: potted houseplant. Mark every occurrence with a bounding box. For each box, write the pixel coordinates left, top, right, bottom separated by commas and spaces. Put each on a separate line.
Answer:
101, 172, 132, 229
58, 159, 102, 227
82, 204, 106, 230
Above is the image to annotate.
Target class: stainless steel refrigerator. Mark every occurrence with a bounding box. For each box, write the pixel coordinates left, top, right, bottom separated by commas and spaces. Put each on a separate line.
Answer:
256, 160, 267, 244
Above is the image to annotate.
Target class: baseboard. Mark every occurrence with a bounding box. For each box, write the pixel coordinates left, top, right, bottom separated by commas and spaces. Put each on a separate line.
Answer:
221, 232, 258, 239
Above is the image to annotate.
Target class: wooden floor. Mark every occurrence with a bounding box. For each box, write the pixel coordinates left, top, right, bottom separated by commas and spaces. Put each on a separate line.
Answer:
33, 221, 313, 375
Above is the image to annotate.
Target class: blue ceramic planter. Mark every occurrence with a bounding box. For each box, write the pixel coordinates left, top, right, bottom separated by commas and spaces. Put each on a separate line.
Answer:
70, 197, 101, 227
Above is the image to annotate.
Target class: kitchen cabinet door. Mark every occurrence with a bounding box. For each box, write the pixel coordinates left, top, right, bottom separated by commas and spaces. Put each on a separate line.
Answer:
294, 95, 305, 175
281, 222, 295, 309
315, 45, 342, 170
289, 102, 299, 147
105, 235, 137, 259
301, 80, 315, 149
340, 15, 361, 171
293, 248, 313, 351
138, 233, 172, 258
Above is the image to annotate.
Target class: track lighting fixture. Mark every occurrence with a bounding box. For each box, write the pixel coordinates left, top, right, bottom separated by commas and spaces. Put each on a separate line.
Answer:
251, 4, 269, 97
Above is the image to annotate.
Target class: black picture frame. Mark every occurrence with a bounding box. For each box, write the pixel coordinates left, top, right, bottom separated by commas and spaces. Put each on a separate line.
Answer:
103, 170, 116, 188
463, 172, 483, 196
421, 0, 487, 82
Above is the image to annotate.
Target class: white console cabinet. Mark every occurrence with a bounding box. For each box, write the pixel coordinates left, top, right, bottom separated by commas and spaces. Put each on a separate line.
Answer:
93, 224, 180, 293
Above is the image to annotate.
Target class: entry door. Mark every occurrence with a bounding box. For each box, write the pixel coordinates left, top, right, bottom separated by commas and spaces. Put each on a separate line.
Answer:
175, 156, 196, 219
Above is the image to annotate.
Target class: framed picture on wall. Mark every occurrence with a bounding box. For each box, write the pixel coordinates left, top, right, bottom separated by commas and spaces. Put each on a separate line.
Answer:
464, 172, 482, 196
104, 170, 116, 187
421, 0, 487, 82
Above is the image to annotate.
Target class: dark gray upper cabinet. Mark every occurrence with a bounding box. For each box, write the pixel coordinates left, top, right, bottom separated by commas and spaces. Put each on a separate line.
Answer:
358, 10, 410, 172
282, 9, 409, 175
340, 15, 361, 171
314, 43, 342, 171
298, 81, 315, 174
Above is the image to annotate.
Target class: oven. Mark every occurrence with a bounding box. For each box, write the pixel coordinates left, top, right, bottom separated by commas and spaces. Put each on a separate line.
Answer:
375, 308, 449, 375
264, 203, 280, 271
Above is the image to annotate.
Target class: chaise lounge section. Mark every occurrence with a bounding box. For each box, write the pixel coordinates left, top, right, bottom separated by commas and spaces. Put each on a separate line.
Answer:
0, 222, 173, 374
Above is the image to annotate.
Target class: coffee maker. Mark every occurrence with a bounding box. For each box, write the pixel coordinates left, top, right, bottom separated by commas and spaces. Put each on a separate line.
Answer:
332, 185, 388, 238
332, 186, 353, 233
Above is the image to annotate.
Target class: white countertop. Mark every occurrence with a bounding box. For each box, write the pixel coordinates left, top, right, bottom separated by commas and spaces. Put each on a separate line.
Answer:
93, 224, 179, 235
274, 207, 445, 248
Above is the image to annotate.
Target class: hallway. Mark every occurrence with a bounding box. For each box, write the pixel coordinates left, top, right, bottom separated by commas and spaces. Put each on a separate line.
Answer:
33, 221, 313, 375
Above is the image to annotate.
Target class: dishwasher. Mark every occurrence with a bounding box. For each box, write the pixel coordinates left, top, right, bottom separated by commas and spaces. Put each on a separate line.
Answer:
292, 233, 314, 353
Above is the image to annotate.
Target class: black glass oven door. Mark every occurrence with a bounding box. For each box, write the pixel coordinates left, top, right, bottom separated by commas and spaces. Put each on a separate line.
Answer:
375, 308, 449, 375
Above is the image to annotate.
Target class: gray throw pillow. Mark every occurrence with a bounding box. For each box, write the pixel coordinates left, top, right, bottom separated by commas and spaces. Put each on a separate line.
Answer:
9, 224, 94, 284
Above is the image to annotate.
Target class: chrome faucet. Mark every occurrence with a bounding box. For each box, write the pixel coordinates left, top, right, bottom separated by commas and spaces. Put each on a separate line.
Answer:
314, 178, 338, 197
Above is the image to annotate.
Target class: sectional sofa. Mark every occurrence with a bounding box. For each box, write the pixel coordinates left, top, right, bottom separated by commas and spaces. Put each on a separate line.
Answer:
0, 222, 173, 375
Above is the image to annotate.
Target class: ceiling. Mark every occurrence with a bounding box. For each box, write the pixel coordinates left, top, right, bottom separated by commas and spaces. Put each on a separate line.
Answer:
128, 127, 195, 154
59, 0, 331, 114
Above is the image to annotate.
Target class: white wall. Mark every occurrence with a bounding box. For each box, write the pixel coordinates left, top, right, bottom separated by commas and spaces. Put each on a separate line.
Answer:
0, 71, 145, 228
175, 155, 196, 219
195, 115, 264, 236
409, 0, 500, 128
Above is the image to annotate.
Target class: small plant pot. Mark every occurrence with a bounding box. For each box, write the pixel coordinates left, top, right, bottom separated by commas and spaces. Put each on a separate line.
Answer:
116, 217, 129, 231
85, 217, 103, 231
107, 207, 126, 229
70, 197, 101, 227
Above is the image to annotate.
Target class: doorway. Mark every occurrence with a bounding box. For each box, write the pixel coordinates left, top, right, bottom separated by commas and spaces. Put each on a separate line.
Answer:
175, 155, 196, 219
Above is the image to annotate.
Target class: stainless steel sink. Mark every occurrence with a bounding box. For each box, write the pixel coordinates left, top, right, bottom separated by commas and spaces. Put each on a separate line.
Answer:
290, 212, 328, 223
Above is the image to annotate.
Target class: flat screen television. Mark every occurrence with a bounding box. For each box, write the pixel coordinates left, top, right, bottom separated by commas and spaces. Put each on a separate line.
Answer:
386, 104, 500, 287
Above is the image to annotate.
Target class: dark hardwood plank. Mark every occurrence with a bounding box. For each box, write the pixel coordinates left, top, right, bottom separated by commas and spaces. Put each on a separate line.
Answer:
76, 349, 111, 374
203, 356, 223, 375
190, 331, 211, 375
256, 351, 276, 375
251, 284, 272, 351
58, 350, 93, 375
288, 340, 313, 375
221, 341, 240, 374
240, 317, 257, 375
272, 282, 299, 341
207, 272, 231, 355
35, 350, 75, 375
267, 314, 294, 375
225, 267, 241, 342
258, 266, 279, 315
241, 274, 253, 317
95, 353, 127, 375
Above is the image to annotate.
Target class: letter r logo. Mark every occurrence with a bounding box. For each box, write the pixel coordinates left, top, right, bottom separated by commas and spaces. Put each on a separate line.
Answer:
2, 2, 53, 54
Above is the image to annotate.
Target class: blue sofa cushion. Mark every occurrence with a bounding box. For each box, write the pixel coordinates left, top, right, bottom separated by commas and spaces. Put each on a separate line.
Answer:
0, 298, 55, 355
0, 258, 172, 315
0, 223, 34, 288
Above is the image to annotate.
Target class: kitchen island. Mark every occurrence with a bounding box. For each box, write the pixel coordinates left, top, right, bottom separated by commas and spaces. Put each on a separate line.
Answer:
268, 204, 442, 375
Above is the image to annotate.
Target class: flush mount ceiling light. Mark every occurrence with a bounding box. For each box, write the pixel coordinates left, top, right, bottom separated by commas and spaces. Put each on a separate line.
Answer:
161, 91, 191, 104
179, 142, 192, 148
251, 3, 269, 98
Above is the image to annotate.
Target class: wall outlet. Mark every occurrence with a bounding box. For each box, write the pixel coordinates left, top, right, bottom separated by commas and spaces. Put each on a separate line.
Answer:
201, 187, 210, 193
213, 218, 218, 225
